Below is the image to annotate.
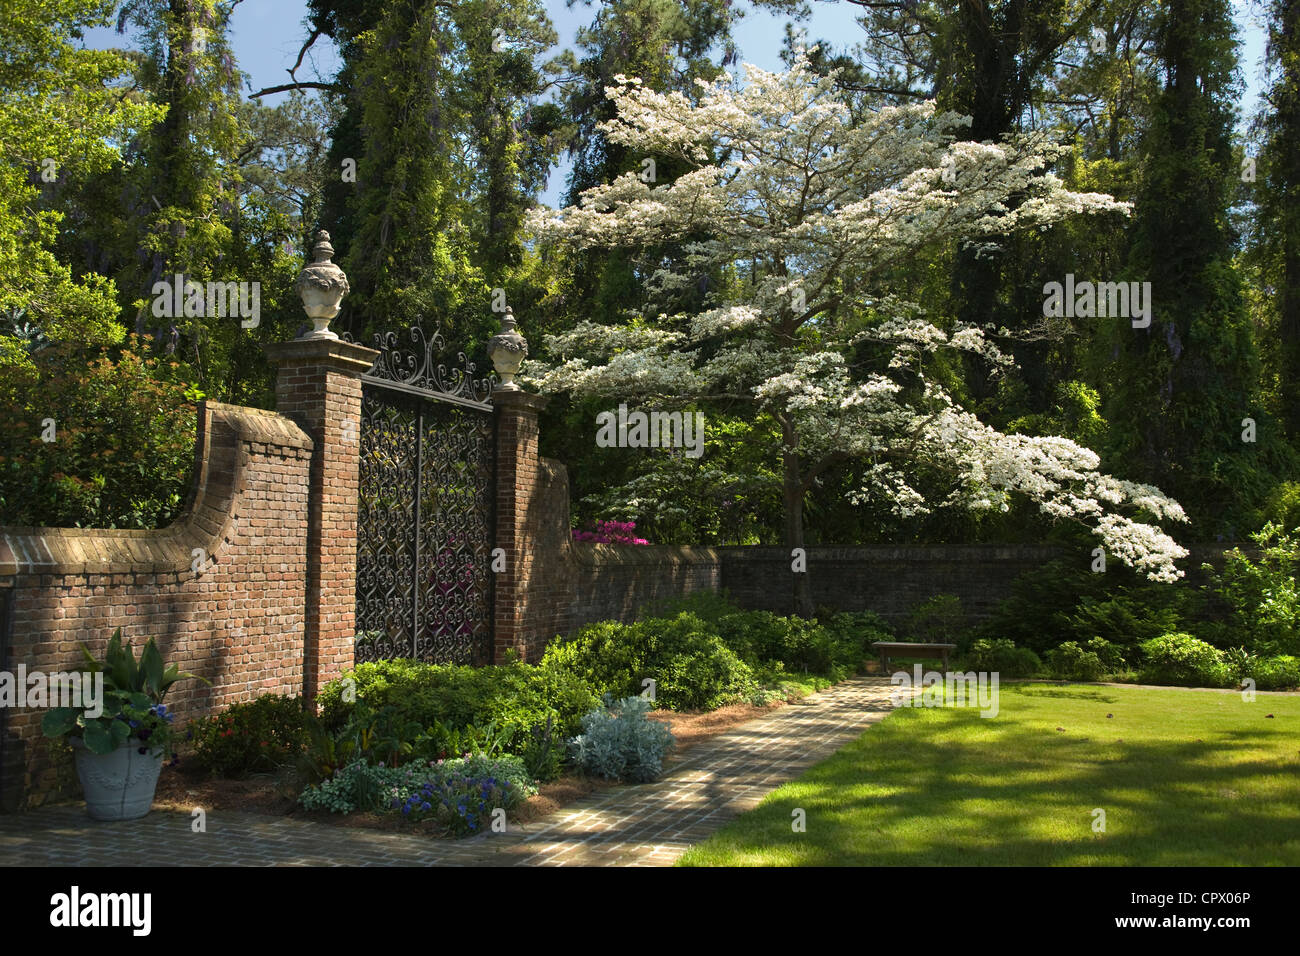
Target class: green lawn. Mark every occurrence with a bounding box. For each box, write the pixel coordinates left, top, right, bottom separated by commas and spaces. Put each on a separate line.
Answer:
679, 683, 1300, 866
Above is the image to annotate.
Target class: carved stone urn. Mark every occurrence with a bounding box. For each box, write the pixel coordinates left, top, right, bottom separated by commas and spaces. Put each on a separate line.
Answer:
295, 230, 350, 339
487, 307, 528, 391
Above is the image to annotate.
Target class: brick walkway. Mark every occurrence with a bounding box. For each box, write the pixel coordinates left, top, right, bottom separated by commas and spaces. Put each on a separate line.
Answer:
0, 676, 894, 867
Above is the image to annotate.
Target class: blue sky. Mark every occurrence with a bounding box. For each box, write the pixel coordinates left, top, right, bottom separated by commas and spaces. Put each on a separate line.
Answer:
81, 1, 1270, 208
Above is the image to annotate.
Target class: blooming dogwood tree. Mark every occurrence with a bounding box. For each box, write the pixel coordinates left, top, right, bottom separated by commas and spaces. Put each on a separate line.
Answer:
526, 54, 1188, 616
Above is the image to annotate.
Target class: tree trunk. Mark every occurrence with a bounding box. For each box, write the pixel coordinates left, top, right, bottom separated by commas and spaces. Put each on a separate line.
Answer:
782, 429, 814, 618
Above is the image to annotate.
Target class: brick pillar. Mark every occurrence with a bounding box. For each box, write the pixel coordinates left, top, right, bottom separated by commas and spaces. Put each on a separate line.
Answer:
265, 338, 377, 698
493, 390, 550, 663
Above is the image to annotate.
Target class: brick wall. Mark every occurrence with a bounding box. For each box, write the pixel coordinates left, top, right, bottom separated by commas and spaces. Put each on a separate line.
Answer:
493, 417, 721, 656
0, 402, 312, 809
569, 543, 721, 630
265, 338, 376, 698
717, 544, 1244, 623
718, 545, 1063, 622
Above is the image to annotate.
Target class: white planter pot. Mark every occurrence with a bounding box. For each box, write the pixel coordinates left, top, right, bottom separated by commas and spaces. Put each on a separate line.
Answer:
71, 738, 164, 821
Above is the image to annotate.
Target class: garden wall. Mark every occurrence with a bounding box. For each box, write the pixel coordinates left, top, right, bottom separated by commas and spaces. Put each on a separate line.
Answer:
717, 545, 1063, 622
497, 442, 721, 660
0, 402, 313, 809
714, 544, 1240, 622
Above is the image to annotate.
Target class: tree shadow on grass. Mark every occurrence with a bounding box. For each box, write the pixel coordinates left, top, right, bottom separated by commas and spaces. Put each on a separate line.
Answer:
684, 707, 1300, 867
1014, 686, 1119, 703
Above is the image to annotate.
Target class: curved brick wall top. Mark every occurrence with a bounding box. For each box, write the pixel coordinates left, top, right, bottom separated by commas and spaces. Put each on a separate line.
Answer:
0, 402, 311, 578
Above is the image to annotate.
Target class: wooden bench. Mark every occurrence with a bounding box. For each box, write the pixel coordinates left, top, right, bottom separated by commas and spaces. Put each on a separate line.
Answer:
873, 641, 959, 675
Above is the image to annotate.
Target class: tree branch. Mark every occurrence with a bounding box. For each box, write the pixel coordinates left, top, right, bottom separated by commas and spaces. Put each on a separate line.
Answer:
249, 81, 339, 98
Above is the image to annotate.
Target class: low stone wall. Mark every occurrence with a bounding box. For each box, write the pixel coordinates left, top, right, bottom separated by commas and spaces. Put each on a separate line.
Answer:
0, 402, 312, 809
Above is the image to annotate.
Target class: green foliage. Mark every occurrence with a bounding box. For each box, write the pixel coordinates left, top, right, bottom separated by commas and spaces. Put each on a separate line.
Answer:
1137, 633, 1231, 688
1063, 595, 1187, 650
966, 639, 1042, 678
0, 337, 197, 529
1203, 522, 1300, 655
317, 658, 600, 756
1252, 656, 1300, 691
298, 760, 395, 814
0, 0, 163, 348
1260, 482, 1300, 532
1045, 641, 1106, 682
982, 558, 1197, 655
902, 594, 966, 645
1104, 0, 1264, 531
297, 753, 537, 828
189, 695, 308, 777
542, 612, 756, 711
41, 627, 207, 756
569, 695, 675, 783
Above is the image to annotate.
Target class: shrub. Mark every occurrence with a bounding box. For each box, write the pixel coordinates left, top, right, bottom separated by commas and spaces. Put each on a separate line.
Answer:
1045, 642, 1106, 682
189, 694, 307, 776
298, 760, 399, 814
1221, 646, 1258, 684
982, 558, 1198, 654
1253, 655, 1300, 691
0, 337, 198, 529
317, 659, 600, 755
569, 696, 675, 783
714, 610, 836, 674
822, 609, 894, 669
1084, 636, 1127, 671
1064, 596, 1187, 650
966, 638, 1042, 677
1203, 523, 1300, 655
541, 612, 756, 711
1138, 633, 1231, 688
644, 590, 744, 624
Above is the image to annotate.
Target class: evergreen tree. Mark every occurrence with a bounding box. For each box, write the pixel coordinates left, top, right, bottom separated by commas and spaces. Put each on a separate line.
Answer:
1105, 0, 1261, 530
1252, 0, 1300, 440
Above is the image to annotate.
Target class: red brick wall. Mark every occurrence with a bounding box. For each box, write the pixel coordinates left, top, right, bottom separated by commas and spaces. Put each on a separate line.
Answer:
491, 392, 720, 658
0, 403, 312, 808
266, 338, 376, 698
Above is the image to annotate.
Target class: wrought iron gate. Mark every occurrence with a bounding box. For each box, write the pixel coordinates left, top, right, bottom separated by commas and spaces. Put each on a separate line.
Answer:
348, 327, 495, 665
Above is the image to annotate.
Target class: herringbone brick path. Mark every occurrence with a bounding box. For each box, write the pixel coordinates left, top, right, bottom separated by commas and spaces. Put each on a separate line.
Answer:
0, 677, 894, 867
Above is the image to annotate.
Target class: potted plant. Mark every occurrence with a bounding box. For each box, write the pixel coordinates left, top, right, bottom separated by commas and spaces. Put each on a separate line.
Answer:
42, 629, 206, 820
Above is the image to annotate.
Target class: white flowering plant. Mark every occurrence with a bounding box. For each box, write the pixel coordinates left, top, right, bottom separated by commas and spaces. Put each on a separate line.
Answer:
526, 53, 1188, 613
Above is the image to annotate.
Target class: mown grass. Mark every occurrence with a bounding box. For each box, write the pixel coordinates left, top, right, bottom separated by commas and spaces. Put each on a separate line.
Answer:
679, 683, 1300, 866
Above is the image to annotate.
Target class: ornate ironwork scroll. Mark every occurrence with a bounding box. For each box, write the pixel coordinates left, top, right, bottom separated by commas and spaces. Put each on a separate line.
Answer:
352, 326, 495, 666
346, 326, 495, 408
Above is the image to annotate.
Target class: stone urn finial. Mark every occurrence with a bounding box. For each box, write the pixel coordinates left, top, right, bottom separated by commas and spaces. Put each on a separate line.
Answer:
487, 306, 528, 391
295, 230, 350, 340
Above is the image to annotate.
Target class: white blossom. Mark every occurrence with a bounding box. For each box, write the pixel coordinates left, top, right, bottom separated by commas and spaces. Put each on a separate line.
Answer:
525, 53, 1185, 582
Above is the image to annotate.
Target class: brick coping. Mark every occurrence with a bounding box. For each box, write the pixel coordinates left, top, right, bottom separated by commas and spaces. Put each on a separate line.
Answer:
0, 402, 310, 578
